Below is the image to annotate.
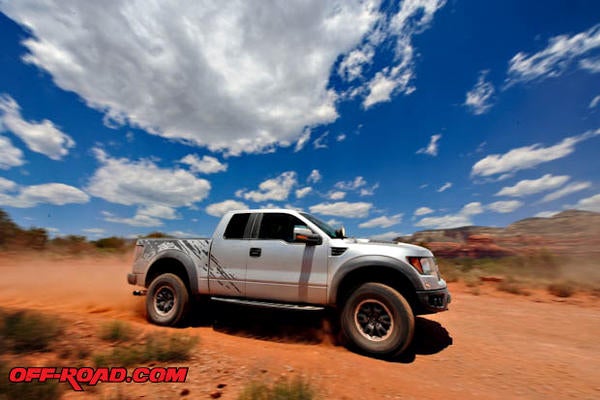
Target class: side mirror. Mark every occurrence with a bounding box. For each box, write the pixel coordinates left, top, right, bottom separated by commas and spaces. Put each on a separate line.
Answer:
335, 226, 346, 239
293, 226, 322, 246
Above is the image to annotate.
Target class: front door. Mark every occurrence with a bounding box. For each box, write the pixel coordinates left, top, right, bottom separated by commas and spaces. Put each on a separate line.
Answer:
245, 212, 328, 304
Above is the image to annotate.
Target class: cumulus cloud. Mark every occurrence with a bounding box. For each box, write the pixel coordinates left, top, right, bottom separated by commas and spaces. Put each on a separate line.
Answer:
541, 181, 591, 203
0, 1, 386, 155
414, 202, 483, 229
309, 201, 372, 218
237, 171, 297, 202
206, 200, 249, 217
295, 187, 313, 199
335, 176, 367, 191
495, 174, 571, 197
87, 149, 211, 208
579, 57, 600, 73
471, 128, 600, 178
179, 154, 227, 174
0, 94, 74, 160
0, 136, 25, 169
590, 95, 600, 109
307, 169, 322, 184
328, 191, 346, 200
414, 206, 434, 216
416, 134, 442, 156
0, 178, 89, 208
313, 132, 329, 149
534, 210, 560, 218
464, 70, 495, 115
294, 129, 311, 152
572, 193, 600, 212
437, 182, 452, 192
359, 213, 403, 228
486, 200, 523, 213
506, 24, 600, 85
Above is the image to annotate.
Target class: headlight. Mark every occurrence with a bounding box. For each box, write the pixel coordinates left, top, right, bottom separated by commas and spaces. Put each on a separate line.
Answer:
407, 256, 438, 275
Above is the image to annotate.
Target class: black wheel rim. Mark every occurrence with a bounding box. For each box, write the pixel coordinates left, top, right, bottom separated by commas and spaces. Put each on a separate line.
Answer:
354, 299, 393, 342
154, 285, 176, 316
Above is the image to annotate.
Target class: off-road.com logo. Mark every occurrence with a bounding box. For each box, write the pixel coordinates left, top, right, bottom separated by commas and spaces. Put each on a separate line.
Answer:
8, 367, 189, 391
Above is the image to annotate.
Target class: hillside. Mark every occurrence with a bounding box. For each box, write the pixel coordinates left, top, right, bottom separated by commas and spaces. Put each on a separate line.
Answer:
406, 210, 600, 257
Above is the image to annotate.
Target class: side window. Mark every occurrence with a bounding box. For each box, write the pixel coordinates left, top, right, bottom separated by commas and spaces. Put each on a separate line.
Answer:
258, 213, 307, 242
223, 213, 251, 239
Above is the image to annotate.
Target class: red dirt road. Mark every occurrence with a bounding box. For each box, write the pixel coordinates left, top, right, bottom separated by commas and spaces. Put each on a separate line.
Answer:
0, 255, 599, 399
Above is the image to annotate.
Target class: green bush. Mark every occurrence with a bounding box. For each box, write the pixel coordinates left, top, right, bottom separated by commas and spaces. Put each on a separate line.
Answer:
94, 332, 198, 367
238, 377, 315, 400
94, 236, 127, 250
0, 310, 63, 353
99, 321, 132, 342
547, 282, 575, 298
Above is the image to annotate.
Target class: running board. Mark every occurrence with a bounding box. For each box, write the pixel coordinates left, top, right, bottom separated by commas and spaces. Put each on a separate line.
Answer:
210, 297, 324, 311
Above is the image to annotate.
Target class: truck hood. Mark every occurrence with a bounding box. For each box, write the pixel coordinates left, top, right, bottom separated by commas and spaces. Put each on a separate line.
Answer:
332, 238, 433, 258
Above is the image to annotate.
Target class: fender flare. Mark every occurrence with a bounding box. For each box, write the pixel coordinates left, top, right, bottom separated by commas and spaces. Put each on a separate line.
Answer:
146, 249, 199, 293
328, 255, 424, 304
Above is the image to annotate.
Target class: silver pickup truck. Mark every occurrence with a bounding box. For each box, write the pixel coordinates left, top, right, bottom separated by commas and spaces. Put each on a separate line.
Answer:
128, 208, 450, 357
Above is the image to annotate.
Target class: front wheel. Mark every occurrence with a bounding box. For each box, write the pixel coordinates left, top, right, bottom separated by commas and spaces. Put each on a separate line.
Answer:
341, 283, 414, 358
146, 273, 189, 326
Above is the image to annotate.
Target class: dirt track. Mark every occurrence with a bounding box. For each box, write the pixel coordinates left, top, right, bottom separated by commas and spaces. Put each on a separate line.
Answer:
1, 254, 599, 399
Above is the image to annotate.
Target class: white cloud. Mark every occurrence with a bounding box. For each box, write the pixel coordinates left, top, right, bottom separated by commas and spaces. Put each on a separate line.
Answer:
336, 133, 347, 142
360, 0, 446, 108
307, 169, 322, 184
416, 134, 442, 156
580, 57, 600, 73
237, 171, 297, 202
180, 154, 227, 174
0, 136, 25, 169
0, 179, 89, 208
534, 210, 560, 218
295, 187, 313, 199
83, 228, 105, 235
0, 94, 74, 160
359, 183, 379, 196
486, 200, 523, 214
471, 128, 600, 178
541, 181, 591, 203
437, 182, 452, 192
370, 231, 402, 241
495, 174, 570, 197
1, 1, 387, 156
328, 191, 346, 200
206, 200, 249, 217
294, 129, 311, 152
138, 204, 179, 220
338, 46, 375, 81
572, 193, 600, 212
326, 219, 342, 227
506, 24, 600, 85
309, 201, 373, 218
414, 202, 483, 229
590, 95, 600, 108
464, 70, 495, 115
87, 149, 210, 207
414, 206, 434, 216
359, 213, 403, 228
313, 132, 329, 149
335, 176, 367, 191
104, 212, 162, 227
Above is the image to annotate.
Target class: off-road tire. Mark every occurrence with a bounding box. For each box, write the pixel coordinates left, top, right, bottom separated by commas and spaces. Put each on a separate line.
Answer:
341, 282, 414, 358
146, 273, 190, 326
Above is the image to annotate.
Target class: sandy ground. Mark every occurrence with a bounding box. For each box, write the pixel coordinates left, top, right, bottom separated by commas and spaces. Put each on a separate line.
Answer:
0, 254, 599, 399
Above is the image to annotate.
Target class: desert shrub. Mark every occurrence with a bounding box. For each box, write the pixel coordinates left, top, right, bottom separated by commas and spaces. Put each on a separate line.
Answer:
94, 332, 198, 367
49, 235, 93, 254
99, 321, 132, 342
497, 278, 530, 296
547, 282, 575, 298
142, 232, 170, 238
238, 377, 315, 400
0, 310, 63, 353
94, 236, 126, 250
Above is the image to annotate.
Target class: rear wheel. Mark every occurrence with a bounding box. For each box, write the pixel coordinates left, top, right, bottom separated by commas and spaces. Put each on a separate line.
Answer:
146, 273, 189, 326
341, 282, 414, 358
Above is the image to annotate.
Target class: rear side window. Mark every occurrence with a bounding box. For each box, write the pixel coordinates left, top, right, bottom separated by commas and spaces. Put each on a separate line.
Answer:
224, 213, 251, 239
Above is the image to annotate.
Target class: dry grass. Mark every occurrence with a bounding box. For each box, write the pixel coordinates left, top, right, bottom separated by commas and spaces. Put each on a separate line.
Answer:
0, 309, 64, 353
238, 377, 315, 400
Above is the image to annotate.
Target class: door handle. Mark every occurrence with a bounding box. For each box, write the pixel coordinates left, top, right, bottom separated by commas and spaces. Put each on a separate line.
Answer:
249, 247, 262, 257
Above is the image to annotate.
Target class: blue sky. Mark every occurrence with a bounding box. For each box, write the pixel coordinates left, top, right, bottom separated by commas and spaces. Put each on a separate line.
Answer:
0, 0, 598, 240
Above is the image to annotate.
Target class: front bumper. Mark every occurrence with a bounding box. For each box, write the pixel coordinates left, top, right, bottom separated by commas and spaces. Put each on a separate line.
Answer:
415, 287, 451, 314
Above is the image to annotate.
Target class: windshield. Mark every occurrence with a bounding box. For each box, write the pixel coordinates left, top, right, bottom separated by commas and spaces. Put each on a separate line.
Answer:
301, 212, 340, 239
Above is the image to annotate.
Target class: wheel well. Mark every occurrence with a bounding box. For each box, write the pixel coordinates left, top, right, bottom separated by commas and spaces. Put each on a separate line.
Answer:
145, 258, 191, 292
336, 266, 417, 312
